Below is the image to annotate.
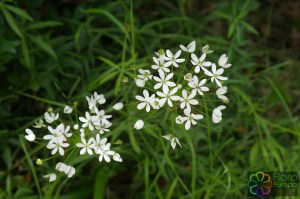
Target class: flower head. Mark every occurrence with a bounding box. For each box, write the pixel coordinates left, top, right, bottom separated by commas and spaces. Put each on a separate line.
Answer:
162, 134, 182, 149
134, 120, 144, 130
25, 128, 35, 142
180, 40, 196, 53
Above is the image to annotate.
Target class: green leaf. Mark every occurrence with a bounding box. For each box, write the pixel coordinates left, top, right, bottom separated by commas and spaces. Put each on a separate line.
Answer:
2, 8, 23, 37
241, 21, 258, 35
85, 9, 129, 39
21, 37, 31, 69
93, 168, 110, 199
27, 34, 57, 60
0, 37, 17, 54
4, 4, 33, 21
27, 21, 63, 30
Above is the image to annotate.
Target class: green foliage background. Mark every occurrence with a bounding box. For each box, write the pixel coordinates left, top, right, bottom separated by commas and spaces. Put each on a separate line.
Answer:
0, 0, 299, 198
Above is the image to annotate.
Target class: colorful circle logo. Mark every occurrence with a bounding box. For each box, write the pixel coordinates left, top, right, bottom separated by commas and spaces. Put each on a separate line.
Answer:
248, 171, 273, 197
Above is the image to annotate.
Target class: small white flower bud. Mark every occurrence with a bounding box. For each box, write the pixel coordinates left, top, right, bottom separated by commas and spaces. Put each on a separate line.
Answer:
113, 102, 124, 110
36, 159, 43, 165
134, 120, 144, 130
74, 124, 79, 130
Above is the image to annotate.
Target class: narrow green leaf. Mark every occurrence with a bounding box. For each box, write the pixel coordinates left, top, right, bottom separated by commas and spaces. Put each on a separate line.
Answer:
27, 34, 57, 60
4, 4, 33, 21
19, 137, 42, 198
26, 21, 63, 30
85, 9, 129, 39
2, 8, 23, 37
128, 128, 141, 154
93, 168, 110, 199
21, 37, 31, 69
165, 178, 178, 199
241, 21, 258, 35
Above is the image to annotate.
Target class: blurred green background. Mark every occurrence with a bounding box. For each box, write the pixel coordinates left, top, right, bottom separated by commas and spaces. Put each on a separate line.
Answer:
0, 0, 300, 198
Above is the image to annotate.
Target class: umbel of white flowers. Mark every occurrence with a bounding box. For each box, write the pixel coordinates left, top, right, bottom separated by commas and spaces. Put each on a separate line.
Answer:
24, 92, 124, 182
133, 40, 231, 149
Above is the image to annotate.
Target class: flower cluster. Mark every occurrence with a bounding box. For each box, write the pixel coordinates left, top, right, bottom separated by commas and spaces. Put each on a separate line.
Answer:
24, 92, 123, 182
133, 41, 231, 149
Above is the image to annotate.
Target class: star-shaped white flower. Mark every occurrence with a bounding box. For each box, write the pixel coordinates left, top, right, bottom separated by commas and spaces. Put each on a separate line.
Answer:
135, 89, 155, 112
188, 76, 209, 95
191, 53, 212, 73
86, 95, 97, 111
44, 125, 65, 142
181, 109, 203, 130
94, 134, 108, 153
180, 40, 196, 53
99, 147, 115, 162
153, 70, 176, 93
164, 49, 185, 67
47, 138, 69, 156
179, 90, 198, 111
94, 108, 112, 124
79, 112, 98, 131
76, 136, 95, 155
218, 54, 231, 68
95, 121, 111, 134
156, 87, 180, 107
137, 69, 153, 81
204, 64, 228, 87
151, 56, 171, 73
212, 105, 226, 123
162, 134, 182, 149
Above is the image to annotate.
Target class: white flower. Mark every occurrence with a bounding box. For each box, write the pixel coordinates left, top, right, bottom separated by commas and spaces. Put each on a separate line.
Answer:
182, 109, 203, 130
175, 115, 185, 124
216, 86, 229, 103
179, 90, 198, 111
76, 136, 95, 155
55, 162, 75, 178
47, 138, 69, 156
218, 54, 231, 68
188, 76, 209, 95
66, 166, 75, 178
33, 119, 45, 128
184, 73, 193, 81
191, 53, 212, 73
162, 134, 182, 149
99, 148, 115, 162
94, 92, 106, 104
164, 49, 185, 67
134, 78, 145, 87
44, 125, 64, 142
134, 120, 144, 130
43, 173, 57, 182
204, 64, 228, 87
25, 128, 35, 142
153, 70, 176, 93
95, 108, 112, 124
86, 95, 97, 111
135, 89, 155, 112
113, 102, 124, 110
94, 134, 107, 153
44, 111, 59, 123
79, 112, 98, 131
151, 56, 171, 73
137, 69, 153, 81
180, 40, 196, 53
113, 153, 122, 162
156, 87, 180, 107
63, 105, 73, 114
74, 124, 79, 130
95, 121, 111, 134
212, 105, 226, 123
202, 44, 213, 54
